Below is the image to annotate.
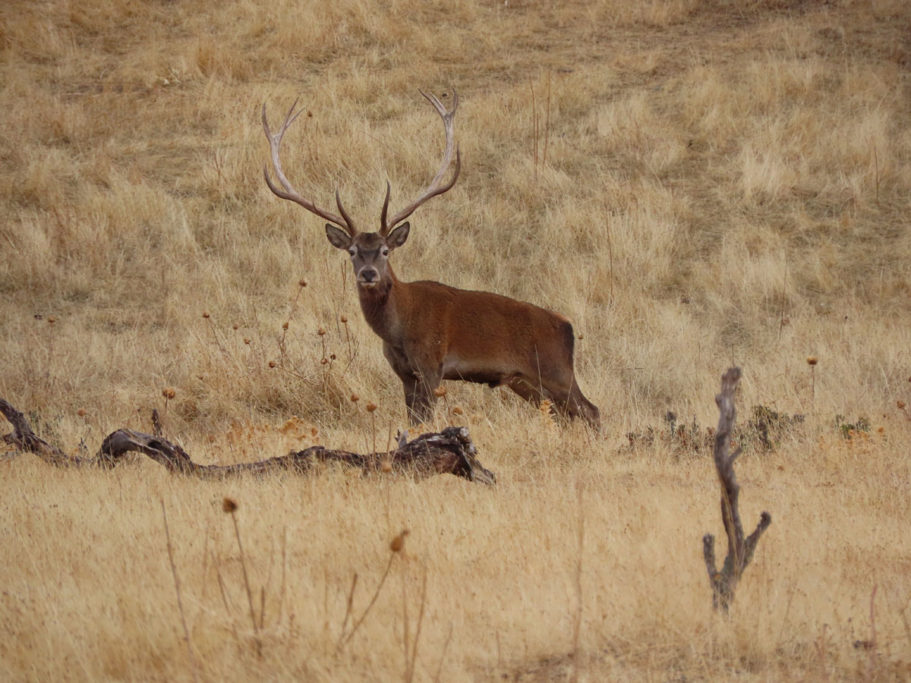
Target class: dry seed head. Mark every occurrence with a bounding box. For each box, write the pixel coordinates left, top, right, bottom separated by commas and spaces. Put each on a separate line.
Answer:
77, 408, 86, 417
898, 400, 906, 410
244, 338, 251, 345
366, 402, 377, 413
807, 356, 818, 366
381, 459, 392, 473
162, 388, 176, 400
47, 316, 56, 325
202, 311, 210, 319
268, 361, 276, 368
390, 529, 409, 553
452, 406, 463, 415
350, 393, 359, 403
340, 315, 347, 323
222, 497, 238, 513
317, 327, 326, 336
320, 357, 329, 365
282, 321, 289, 330
298, 279, 307, 288
233, 323, 239, 330
433, 386, 447, 398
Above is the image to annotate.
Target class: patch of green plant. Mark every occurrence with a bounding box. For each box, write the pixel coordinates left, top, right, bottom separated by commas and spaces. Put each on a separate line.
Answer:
624, 411, 714, 456
743, 404, 805, 452
834, 414, 871, 439
625, 404, 806, 455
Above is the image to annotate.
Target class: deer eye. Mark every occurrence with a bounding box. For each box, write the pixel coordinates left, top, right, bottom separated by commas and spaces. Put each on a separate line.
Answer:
381, 247, 389, 257
348, 247, 357, 257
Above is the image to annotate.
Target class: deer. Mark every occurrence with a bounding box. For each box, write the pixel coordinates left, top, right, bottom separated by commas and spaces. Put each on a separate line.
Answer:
261, 91, 600, 430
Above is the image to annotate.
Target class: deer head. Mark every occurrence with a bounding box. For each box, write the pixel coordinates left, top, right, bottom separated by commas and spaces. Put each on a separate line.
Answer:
262, 91, 460, 291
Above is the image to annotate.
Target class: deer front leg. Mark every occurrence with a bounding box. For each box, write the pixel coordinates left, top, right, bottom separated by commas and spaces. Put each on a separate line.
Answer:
383, 342, 440, 425
401, 374, 437, 425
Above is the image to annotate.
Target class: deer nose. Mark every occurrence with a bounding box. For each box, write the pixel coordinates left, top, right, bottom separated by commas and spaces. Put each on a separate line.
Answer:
358, 268, 379, 284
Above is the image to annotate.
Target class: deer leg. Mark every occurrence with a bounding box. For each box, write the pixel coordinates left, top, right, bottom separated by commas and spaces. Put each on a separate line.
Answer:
401, 375, 436, 425
564, 379, 601, 431
384, 343, 440, 425
507, 374, 600, 431
505, 375, 548, 408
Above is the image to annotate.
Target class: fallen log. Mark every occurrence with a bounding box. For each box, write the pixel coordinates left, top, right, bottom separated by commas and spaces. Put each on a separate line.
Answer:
0, 398, 495, 485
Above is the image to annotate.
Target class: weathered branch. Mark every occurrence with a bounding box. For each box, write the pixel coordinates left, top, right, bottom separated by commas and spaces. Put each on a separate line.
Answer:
1, 398, 495, 485
1, 398, 93, 467
702, 368, 772, 611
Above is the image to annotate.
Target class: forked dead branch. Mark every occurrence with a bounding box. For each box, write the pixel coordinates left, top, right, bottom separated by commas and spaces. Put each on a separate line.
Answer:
0, 398, 495, 485
703, 368, 772, 611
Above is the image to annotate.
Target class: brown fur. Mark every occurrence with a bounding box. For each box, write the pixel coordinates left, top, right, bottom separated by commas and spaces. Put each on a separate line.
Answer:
348, 240, 600, 428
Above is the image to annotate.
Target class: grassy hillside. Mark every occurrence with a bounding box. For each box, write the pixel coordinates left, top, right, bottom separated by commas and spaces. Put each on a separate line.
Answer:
1, 0, 909, 680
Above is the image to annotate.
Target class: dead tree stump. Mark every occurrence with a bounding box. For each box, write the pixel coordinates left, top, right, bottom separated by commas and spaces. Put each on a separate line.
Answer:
1, 398, 495, 485
702, 368, 772, 611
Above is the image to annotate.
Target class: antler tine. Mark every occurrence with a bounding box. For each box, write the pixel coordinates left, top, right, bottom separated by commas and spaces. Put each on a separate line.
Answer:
380, 181, 392, 234
335, 190, 357, 233
381, 89, 461, 235
262, 101, 357, 235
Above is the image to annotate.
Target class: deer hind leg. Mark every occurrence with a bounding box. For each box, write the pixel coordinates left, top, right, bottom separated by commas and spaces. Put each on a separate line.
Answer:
506, 374, 600, 431
504, 375, 560, 420
564, 379, 601, 431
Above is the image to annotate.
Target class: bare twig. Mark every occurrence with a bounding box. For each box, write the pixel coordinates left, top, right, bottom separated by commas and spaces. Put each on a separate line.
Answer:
336, 530, 409, 652
571, 481, 585, 681
223, 499, 261, 656
405, 563, 428, 683
702, 368, 772, 611
161, 501, 199, 682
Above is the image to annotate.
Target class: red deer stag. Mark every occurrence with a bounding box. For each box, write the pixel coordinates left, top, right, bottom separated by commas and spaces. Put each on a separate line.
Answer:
262, 91, 600, 429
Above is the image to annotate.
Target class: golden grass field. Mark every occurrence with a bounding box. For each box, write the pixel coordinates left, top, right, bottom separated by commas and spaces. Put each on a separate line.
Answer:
2, 0, 910, 679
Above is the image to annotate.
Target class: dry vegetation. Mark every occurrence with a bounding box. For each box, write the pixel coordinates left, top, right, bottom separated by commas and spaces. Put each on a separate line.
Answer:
1, 0, 910, 680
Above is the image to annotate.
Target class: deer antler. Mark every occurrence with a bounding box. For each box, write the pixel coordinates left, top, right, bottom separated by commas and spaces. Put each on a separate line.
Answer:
262, 100, 358, 236
380, 90, 461, 235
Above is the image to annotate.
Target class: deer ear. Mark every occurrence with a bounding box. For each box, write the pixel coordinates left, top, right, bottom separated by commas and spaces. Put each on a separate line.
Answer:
387, 222, 410, 250
325, 224, 351, 250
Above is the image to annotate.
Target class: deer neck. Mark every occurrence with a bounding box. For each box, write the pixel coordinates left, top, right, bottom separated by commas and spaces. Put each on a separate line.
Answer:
356, 267, 402, 344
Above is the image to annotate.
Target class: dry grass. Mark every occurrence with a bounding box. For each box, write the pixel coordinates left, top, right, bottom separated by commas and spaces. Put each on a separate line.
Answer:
1, 0, 910, 680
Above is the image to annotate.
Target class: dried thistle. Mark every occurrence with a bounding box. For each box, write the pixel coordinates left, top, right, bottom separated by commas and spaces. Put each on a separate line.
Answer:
390, 529, 410, 554
222, 497, 238, 514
